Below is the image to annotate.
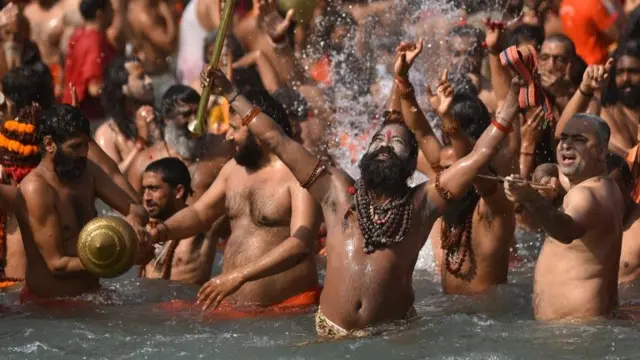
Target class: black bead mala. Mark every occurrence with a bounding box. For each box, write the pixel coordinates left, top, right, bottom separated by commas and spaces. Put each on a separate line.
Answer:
353, 179, 413, 254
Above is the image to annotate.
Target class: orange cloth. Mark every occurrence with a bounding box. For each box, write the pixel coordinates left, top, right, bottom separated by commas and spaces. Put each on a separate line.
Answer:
159, 286, 322, 320
310, 56, 332, 86
0, 280, 20, 290
626, 144, 640, 203
560, 0, 620, 65
48, 62, 62, 88
19, 285, 103, 308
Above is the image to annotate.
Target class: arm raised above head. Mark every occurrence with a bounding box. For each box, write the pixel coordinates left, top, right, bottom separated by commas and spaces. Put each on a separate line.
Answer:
203, 69, 342, 206
428, 78, 523, 212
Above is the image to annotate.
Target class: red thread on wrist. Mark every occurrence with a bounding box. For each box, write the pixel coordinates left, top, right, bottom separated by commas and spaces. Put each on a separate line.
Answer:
492, 119, 513, 133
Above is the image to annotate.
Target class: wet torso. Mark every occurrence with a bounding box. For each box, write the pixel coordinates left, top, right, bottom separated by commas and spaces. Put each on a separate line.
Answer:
24, 2, 65, 67
18, 166, 100, 298
319, 181, 436, 330
619, 219, 640, 284
534, 177, 623, 321
143, 233, 214, 285
223, 160, 318, 306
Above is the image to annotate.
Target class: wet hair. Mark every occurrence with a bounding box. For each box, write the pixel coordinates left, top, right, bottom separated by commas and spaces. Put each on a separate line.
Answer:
241, 88, 293, 138
271, 87, 309, 122
448, 25, 485, 47
447, 71, 479, 97
37, 104, 91, 149
2, 65, 54, 111
371, 111, 419, 163
506, 24, 545, 49
450, 93, 491, 141
160, 85, 200, 121
79, 0, 108, 21
602, 39, 640, 106
567, 113, 611, 146
144, 157, 193, 201
102, 56, 140, 139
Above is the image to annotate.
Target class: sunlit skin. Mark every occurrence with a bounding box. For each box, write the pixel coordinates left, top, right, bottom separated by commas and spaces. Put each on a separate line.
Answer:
18, 127, 147, 298
507, 118, 624, 321
141, 171, 215, 285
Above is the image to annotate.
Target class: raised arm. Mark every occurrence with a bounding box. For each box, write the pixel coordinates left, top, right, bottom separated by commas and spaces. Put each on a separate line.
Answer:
19, 178, 87, 275
485, 18, 511, 105
504, 175, 596, 244
196, 181, 320, 310
88, 139, 139, 203
557, 60, 612, 138
149, 159, 232, 244
205, 69, 341, 206
427, 78, 522, 211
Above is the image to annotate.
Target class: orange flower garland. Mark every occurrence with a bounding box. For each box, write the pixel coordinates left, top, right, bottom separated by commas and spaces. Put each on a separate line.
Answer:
0, 132, 39, 156
3, 120, 35, 134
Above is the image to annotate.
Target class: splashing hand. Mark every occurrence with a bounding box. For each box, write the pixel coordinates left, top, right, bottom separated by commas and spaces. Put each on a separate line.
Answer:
256, 0, 294, 44
580, 58, 612, 94
197, 271, 245, 311
393, 39, 424, 79
426, 69, 454, 116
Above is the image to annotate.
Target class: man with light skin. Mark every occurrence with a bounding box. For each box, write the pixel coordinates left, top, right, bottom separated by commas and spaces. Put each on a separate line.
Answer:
505, 113, 624, 321
148, 88, 322, 314
181, 39, 523, 337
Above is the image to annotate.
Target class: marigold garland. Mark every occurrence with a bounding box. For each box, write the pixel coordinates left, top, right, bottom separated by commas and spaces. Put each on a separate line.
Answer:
3, 120, 35, 134
0, 133, 39, 156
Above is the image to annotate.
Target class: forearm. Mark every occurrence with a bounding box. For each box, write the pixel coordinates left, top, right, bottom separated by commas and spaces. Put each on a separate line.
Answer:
522, 194, 582, 243
442, 112, 472, 159
519, 142, 536, 179
236, 236, 310, 283
164, 207, 213, 242
489, 54, 511, 103
0, 184, 17, 213
399, 89, 441, 165
50, 256, 88, 275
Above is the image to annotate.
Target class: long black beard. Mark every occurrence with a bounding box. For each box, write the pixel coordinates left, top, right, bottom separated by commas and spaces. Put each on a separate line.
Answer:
53, 149, 86, 182
234, 133, 263, 170
358, 146, 413, 197
618, 85, 640, 108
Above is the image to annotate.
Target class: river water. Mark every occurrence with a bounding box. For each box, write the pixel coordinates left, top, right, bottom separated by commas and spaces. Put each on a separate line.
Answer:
2, 239, 640, 360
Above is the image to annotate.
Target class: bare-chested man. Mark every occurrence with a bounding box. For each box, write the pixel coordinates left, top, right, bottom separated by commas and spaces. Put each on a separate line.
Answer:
149, 88, 321, 312
415, 80, 515, 295
600, 40, 640, 153
127, 0, 177, 107
140, 158, 215, 285
448, 24, 496, 114
197, 39, 521, 336
17, 104, 148, 300
24, 0, 65, 98
505, 113, 623, 321
94, 56, 156, 172
127, 84, 232, 200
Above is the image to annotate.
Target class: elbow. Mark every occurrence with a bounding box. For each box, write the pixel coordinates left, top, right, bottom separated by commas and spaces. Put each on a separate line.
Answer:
47, 259, 69, 275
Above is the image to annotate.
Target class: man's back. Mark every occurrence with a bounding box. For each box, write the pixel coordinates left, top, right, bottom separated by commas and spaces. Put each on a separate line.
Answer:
534, 176, 623, 320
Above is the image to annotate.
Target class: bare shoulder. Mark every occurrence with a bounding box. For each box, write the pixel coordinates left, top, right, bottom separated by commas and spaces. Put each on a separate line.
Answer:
19, 171, 55, 208
412, 181, 439, 222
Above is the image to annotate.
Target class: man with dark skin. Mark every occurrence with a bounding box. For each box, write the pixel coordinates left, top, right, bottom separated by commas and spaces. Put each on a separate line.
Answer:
600, 40, 640, 153
189, 39, 522, 336
140, 158, 215, 285
505, 113, 624, 321
149, 89, 322, 313
127, 85, 233, 201
17, 104, 148, 300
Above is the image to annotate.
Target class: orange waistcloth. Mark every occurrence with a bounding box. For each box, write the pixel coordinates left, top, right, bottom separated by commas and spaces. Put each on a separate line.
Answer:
19, 285, 102, 308
159, 286, 322, 320
625, 144, 640, 203
48, 63, 62, 86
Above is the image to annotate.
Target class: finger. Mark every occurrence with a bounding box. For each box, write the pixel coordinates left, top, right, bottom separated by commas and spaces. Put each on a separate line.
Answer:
202, 290, 219, 311
441, 69, 448, 84
605, 58, 614, 72
212, 293, 225, 310
426, 85, 434, 98
444, 87, 454, 98
198, 281, 213, 298
283, 9, 294, 24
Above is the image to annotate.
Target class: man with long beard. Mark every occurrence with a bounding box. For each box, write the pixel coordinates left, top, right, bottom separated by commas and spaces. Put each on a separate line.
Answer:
600, 40, 640, 153
126, 85, 232, 200
17, 104, 148, 300
140, 158, 215, 285
148, 89, 322, 315
185, 39, 522, 336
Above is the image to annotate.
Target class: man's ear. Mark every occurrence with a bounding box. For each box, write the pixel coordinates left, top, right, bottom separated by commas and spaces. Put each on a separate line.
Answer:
43, 135, 56, 154
173, 184, 185, 201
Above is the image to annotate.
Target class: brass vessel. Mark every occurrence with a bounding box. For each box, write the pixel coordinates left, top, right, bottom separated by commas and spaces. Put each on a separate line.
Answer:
77, 216, 138, 278
275, 0, 317, 25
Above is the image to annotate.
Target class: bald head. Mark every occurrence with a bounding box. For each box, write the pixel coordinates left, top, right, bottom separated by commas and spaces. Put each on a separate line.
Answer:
566, 113, 611, 147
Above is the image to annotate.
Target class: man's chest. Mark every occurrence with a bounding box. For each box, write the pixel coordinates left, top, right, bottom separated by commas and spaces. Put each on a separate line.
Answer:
225, 172, 292, 225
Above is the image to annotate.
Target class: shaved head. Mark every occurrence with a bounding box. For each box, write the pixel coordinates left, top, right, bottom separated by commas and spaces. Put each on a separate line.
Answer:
566, 113, 611, 146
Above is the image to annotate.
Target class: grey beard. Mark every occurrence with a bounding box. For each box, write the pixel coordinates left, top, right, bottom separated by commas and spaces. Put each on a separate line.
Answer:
164, 122, 200, 160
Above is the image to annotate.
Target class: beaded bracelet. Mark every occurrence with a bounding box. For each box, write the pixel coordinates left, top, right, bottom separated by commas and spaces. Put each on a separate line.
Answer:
434, 170, 453, 201
300, 159, 327, 189
241, 106, 261, 127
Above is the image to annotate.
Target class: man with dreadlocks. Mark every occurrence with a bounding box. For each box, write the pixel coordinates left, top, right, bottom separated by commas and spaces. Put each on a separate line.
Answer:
407, 71, 516, 295
94, 56, 158, 173
191, 38, 522, 336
